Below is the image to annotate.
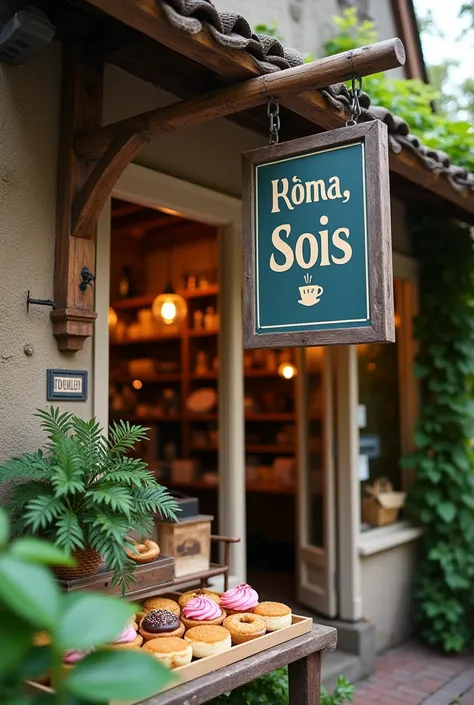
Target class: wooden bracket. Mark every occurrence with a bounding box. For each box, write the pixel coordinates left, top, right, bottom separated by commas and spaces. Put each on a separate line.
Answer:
55, 37, 404, 352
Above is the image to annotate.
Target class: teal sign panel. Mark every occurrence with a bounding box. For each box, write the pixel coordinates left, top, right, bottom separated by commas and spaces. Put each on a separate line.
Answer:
254, 141, 368, 335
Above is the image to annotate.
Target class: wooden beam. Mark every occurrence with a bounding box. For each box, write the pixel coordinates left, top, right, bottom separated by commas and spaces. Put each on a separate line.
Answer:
75, 38, 405, 161
52, 42, 103, 351
82, 0, 474, 221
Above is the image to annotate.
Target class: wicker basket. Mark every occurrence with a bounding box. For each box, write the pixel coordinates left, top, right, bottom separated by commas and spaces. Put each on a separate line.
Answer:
53, 546, 102, 580
362, 478, 406, 527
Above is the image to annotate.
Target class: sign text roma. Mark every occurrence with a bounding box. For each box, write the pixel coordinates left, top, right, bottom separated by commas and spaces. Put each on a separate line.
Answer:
242, 121, 395, 348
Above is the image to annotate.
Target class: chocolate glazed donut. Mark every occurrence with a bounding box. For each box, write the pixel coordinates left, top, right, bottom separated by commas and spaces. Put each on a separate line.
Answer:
139, 609, 185, 641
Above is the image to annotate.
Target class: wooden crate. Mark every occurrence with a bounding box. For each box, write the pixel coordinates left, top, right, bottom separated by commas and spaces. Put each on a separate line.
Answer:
155, 515, 212, 578
58, 556, 175, 599
27, 614, 313, 705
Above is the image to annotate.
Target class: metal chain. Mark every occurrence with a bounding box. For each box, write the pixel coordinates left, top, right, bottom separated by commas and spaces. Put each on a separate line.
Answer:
267, 98, 280, 145
346, 75, 363, 127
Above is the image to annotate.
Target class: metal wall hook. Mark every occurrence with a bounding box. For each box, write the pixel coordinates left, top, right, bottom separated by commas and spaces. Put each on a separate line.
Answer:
26, 291, 56, 313
79, 266, 96, 292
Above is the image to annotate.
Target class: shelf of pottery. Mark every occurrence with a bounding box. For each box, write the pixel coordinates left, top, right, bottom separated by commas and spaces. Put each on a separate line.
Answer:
109, 276, 322, 496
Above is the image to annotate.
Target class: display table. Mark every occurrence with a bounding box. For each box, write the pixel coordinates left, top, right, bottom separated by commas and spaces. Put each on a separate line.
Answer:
138, 624, 337, 705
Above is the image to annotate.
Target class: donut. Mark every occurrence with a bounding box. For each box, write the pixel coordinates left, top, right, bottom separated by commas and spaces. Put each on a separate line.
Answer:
126, 538, 160, 564
143, 597, 180, 617
184, 625, 232, 658
178, 589, 221, 609
254, 602, 292, 631
139, 609, 185, 641
143, 637, 192, 669
181, 596, 225, 629
223, 613, 266, 644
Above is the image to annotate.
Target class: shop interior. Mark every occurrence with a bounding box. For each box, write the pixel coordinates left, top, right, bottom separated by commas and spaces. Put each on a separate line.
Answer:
107, 198, 324, 597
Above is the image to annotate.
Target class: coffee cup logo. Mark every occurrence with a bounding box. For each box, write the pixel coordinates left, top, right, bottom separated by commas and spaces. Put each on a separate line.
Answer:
298, 274, 323, 307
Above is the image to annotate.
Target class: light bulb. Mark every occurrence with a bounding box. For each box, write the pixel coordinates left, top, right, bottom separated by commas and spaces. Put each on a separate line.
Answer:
108, 307, 118, 328
278, 362, 297, 379
161, 299, 177, 324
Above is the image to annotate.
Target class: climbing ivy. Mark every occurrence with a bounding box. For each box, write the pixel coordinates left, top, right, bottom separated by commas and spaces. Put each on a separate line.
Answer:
401, 214, 474, 652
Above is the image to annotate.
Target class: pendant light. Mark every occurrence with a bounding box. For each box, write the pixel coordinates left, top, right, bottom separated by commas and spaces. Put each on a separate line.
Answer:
152, 236, 187, 326
278, 362, 297, 379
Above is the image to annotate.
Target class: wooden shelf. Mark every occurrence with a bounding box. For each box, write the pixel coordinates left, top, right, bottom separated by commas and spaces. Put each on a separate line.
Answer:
110, 333, 181, 346
112, 374, 182, 383
245, 413, 294, 422
244, 369, 285, 378
188, 328, 218, 338
169, 480, 295, 495
189, 444, 295, 454
247, 444, 295, 454
110, 414, 182, 423
185, 413, 218, 421
111, 285, 219, 312
189, 372, 218, 380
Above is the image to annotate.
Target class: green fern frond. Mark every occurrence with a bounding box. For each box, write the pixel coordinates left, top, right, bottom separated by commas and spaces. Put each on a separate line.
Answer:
0, 451, 50, 483
127, 513, 155, 538
50, 436, 85, 496
107, 420, 149, 455
111, 557, 137, 593
71, 416, 106, 479
87, 514, 130, 544
24, 495, 65, 532
7, 481, 51, 515
55, 509, 85, 551
96, 456, 155, 488
35, 406, 73, 440
131, 486, 179, 521
85, 486, 134, 517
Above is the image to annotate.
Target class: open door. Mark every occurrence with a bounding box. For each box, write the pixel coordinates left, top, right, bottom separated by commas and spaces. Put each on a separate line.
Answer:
296, 347, 337, 618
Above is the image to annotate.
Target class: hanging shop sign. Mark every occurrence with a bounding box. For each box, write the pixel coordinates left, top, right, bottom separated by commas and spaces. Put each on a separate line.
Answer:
242, 121, 395, 348
47, 369, 88, 401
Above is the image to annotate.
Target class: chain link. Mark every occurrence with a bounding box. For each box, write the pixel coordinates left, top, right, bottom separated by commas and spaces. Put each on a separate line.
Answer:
267, 98, 280, 144
346, 75, 363, 127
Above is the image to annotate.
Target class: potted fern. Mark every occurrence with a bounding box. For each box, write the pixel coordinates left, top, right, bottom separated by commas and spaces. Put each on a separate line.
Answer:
0, 407, 178, 589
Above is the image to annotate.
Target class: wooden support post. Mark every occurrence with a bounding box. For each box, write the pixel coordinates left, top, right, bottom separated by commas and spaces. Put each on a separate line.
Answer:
51, 44, 104, 351
288, 652, 322, 705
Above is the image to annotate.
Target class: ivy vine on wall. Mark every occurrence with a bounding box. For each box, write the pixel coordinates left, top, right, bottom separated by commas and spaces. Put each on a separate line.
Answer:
402, 213, 474, 652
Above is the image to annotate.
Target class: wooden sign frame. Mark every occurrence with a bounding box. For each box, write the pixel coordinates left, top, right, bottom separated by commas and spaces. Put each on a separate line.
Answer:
242, 120, 395, 348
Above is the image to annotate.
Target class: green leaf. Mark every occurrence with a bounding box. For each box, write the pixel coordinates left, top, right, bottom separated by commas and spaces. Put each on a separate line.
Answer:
10, 538, 75, 566
55, 510, 85, 552
0, 508, 9, 547
66, 650, 174, 702
19, 645, 53, 680
437, 501, 456, 523
56, 593, 136, 651
0, 605, 34, 676
0, 556, 60, 628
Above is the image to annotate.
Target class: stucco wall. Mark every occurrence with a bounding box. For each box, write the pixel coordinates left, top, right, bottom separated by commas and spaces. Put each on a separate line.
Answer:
213, 0, 404, 77
0, 42, 93, 470
361, 539, 420, 652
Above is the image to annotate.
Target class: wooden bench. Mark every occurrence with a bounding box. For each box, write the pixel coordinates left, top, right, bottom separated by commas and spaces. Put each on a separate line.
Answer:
139, 624, 337, 705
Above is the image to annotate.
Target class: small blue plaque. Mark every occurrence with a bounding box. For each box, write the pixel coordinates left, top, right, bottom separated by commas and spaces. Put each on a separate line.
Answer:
47, 369, 88, 401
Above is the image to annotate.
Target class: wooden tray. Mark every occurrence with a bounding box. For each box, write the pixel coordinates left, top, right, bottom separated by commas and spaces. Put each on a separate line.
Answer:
28, 615, 312, 704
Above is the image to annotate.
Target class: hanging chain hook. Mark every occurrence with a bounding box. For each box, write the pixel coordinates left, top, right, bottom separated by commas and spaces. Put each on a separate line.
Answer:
346, 75, 363, 127
267, 98, 280, 145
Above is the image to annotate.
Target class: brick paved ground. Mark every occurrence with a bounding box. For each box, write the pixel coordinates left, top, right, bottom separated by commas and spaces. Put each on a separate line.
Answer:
354, 642, 474, 705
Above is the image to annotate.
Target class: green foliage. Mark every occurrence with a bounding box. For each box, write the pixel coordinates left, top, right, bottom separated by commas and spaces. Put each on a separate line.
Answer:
0, 508, 173, 705
323, 9, 474, 174
402, 213, 474, 652
0, 407, 178, 590
207, 668, 354, 704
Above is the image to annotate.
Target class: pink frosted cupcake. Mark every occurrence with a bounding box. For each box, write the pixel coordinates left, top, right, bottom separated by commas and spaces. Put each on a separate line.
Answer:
220, 584, 259, 615
181, 595, 226, 629
108, 622, 143, 649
